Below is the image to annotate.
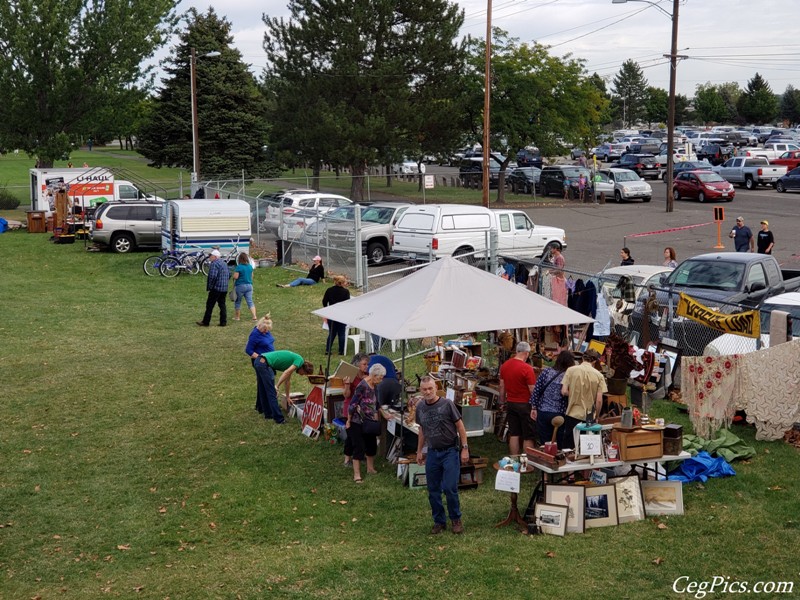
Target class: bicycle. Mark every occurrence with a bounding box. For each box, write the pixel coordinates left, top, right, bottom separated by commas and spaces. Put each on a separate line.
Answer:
143, 250, 181, 276
200, 236, 244, 276
160, 246, 207, 278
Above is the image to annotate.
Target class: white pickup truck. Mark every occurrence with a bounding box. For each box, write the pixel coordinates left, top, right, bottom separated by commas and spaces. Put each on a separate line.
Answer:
391, 204, 566, 262
711, 157, 787, 189
742, 142, 800, 160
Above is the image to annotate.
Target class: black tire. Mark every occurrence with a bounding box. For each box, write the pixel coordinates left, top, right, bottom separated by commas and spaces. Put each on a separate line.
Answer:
698, 191, 706, 203
453, 247, 476, 266
367, 241, 387, 265
604, 154, 610, 162
200, 257, 211, 276
160, 256, 182, 278
776, 181, 786, 193
673, 188, 681, 202
744, 176, 755, 190
643, 196, 651, 203
111, 233, 134, 254
614, 190, 622, 203
542, 241, 562, 262
143, 255, 163, 276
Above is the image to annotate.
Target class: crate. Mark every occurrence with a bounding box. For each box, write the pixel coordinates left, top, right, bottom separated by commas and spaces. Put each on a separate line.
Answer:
611, 428, 663, 461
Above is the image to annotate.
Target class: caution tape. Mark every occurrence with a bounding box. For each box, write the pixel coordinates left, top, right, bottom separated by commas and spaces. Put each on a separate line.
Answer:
627, 221, 715, 238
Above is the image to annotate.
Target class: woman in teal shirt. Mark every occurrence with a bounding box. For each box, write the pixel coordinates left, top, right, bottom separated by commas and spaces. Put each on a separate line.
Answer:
233, 252, 257, 321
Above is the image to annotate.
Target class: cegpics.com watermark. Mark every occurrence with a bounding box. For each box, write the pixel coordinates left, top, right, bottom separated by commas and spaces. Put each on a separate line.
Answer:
673, 576, 795, 598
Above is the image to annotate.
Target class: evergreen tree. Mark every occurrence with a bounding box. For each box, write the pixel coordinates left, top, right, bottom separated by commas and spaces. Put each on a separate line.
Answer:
737, 73, 778, 125
611, 60, 648, 128
263, 0, 467, 202
138, 9, 274, 179
779, 85, 800, 126
0, 0, 177, 167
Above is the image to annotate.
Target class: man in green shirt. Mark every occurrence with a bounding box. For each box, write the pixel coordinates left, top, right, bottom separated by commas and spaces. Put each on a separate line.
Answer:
257, 350, 314, 424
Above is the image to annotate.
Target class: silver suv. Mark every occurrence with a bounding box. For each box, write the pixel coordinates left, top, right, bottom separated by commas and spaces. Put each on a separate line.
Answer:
90, 201, 163, 253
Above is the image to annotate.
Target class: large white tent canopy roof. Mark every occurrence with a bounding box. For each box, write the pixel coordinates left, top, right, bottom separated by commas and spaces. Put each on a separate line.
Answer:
313, 257, 593, 341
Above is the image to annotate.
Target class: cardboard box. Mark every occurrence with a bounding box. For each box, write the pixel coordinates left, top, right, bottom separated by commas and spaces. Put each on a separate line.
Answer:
611, 428, 664, 461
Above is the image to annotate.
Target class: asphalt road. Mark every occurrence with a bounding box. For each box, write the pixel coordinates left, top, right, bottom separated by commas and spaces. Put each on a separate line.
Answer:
423, 164, 799, 275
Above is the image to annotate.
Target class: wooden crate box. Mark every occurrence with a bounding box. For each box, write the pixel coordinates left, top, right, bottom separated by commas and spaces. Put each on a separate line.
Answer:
611, 428, 664, 461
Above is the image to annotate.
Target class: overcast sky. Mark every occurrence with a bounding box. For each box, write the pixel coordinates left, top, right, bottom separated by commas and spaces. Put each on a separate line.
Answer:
180, 0, 799, 98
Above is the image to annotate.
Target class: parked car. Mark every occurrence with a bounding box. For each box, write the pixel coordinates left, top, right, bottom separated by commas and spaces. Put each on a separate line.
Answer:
593, 265, 674, 330
506, 167, 542, 194
538, 165, 591, 197
626, 142, 661, 156
306, 202, 411, 264
710, 157, 786, 189
672, 171, 735, 203
569, 147, 585, 160
516, 148, 543, 168
594, 143, 627, 162
459, 156, 509, 188
596, 168, 652, 203
611, 154, 661, 180
261, 192, 353, 233
704, 292, 800, 356
696, 142, 734, 166
770, 150, 800, 172
90, 200, 163, 253
278, 208, 324, 242
662, 160, 714, 181
631, 252, 800, 356
392, 159, 423, 174
776, 167, 800, 193
391, 204, 566, 261
742, 142, 800, 160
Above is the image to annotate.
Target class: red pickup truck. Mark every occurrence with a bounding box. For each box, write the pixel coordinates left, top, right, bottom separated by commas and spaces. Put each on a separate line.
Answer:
771, 150, 800, 172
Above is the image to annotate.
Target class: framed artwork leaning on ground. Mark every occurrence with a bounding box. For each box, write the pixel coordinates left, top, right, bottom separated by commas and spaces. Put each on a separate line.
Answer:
609, 475, 646, 524
544, 484, 585, 534
584, 484, 618, 528
641, 480, 684, 515
534, 503, 568, 536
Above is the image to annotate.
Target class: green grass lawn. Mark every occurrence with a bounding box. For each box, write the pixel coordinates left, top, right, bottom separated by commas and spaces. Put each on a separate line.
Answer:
1, 231, 798, 599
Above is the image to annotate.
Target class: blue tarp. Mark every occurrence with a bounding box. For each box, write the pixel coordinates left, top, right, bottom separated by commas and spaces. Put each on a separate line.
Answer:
0, 217, 8, 233
668, 451, 736, 483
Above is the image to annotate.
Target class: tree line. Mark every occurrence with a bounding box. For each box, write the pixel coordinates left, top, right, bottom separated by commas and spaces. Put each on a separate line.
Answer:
1, 2, 798, 200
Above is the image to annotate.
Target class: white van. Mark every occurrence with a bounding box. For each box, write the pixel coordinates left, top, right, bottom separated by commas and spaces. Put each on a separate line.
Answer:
390, 204, 566, 261
161, 199, 251, 254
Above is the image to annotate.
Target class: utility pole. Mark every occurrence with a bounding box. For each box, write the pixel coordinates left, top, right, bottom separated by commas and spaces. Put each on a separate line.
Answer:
482, 0, 492, 208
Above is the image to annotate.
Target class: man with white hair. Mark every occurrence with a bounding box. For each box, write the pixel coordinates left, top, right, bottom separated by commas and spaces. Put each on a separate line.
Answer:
197, 249, 230, 327
499, 341, 538, 455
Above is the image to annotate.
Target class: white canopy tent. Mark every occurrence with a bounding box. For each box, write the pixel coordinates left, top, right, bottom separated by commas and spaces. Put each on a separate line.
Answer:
314, 257, 594, 339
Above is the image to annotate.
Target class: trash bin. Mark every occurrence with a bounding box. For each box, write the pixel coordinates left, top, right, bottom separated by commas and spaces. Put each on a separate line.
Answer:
276, 240, 292, 265
27, 210, 46, 233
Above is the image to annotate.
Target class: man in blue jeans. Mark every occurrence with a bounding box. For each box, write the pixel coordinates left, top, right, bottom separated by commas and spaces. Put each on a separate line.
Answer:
415, 376, 469, 534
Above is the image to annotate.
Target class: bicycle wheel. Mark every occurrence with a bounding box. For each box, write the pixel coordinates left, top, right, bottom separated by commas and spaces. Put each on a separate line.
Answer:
200, 257, 211, 276
143, 255, 164, 276
184, 255, 201, 275
160, 256, 182, 278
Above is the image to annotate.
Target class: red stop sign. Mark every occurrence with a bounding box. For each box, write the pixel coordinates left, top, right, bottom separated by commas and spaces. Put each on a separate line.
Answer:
302, 386, 324, 432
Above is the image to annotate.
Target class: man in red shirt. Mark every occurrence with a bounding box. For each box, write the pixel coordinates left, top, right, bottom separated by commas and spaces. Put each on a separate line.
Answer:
499, 342, 538, 456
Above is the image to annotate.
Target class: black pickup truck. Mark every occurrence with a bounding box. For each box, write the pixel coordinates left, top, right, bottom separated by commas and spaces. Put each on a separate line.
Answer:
631, 252, 800, 355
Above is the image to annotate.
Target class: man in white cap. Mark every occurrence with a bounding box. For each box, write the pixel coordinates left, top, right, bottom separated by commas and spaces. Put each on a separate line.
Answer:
197, 249, 230, 326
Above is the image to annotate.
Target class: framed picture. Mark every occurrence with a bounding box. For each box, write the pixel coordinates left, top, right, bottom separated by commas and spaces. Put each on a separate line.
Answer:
544, 484, 585, 534
534, 503, 568, 536
641, 480, 684, 515
609, 475, 646, 524
584, 484, 619, 528
657, 343, 682, 379
588, 340, 606, 355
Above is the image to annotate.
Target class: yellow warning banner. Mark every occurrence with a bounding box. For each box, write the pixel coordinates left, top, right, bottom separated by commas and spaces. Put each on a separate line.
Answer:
676, 293, 761, 338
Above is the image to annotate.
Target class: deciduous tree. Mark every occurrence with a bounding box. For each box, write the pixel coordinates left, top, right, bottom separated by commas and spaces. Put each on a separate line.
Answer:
0, 0, 178, 167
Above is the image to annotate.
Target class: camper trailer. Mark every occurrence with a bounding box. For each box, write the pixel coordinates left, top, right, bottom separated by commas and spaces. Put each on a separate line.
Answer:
161, 199, 252, 254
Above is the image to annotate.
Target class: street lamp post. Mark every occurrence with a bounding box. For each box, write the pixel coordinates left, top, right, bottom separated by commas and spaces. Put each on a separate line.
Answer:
612, 0, 681, 213
190, 48, 221, 188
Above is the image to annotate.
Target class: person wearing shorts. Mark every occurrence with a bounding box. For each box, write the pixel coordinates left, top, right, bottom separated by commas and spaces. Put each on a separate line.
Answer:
499, 341, 538, 456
